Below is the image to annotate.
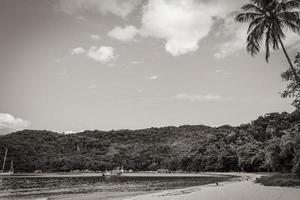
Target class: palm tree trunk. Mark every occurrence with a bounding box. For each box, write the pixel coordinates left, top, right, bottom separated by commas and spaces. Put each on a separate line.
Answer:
278, 37, 300, 85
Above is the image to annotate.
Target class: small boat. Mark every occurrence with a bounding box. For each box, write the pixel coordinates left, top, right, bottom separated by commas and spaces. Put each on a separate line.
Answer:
103, 170, 122, 177
0, 148, 14, 176
103, 166, 123, 177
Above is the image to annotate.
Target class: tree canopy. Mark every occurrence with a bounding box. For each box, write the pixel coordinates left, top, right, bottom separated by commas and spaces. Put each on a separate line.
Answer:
1, 110, 300, 177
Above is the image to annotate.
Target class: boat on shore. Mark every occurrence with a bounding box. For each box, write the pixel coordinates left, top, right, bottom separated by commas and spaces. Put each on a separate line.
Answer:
103, 166, 124, 177
103, 171, 122, 177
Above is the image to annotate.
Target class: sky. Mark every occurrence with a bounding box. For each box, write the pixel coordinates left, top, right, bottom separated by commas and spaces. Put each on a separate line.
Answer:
0, 0, 299, 135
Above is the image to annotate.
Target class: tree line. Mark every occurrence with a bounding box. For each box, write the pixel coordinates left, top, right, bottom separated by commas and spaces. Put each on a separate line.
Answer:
0, 110, 299, 176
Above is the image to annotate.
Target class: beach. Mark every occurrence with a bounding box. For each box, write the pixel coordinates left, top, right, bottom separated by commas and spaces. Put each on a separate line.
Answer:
0, 173, 233, 200
123, 173, 300, 200
1, 172, 300, 200
43, 173, 236, 200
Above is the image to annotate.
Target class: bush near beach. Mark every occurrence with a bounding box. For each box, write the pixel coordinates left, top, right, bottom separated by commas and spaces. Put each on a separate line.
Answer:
257, 174, 300, 187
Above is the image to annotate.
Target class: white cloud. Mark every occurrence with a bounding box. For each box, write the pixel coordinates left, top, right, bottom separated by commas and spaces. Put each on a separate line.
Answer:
175, 93, 232, 101
101, 0, 244, 56
0, 113, 30, 135
71, 47, 86, 55
214, 14, 247, 59
138, 0, 225, 56
88, 84, 97, 89
59, 0, 142, 18
87, 46, 116, 63
108, 25, 139, 42
147, 75, 159, 80
90, 34, 101, 41
131, 61, 142, 65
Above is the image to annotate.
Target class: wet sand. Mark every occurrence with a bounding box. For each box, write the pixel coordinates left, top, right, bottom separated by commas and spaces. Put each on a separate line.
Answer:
8, 173, 298, 200
48, 173, 237, 200
124, 173, 300, 200
47, 191, 147, 200
1, 172, 233, 200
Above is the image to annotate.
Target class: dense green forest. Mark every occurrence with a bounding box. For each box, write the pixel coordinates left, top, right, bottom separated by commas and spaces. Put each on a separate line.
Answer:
0, 110, 300, 176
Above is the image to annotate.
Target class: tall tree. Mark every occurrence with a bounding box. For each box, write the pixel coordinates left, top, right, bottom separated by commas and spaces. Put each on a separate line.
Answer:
236, 0, 300, 84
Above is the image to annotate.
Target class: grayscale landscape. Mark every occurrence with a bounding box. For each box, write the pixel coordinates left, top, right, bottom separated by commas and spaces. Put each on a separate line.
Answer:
0, 0, 300, 200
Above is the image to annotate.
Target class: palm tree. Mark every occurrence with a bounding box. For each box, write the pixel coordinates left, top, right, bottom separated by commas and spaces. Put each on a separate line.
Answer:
236, 0, 300, 84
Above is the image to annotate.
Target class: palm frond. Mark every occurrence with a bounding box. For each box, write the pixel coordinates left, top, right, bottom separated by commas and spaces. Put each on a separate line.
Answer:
277, 11, 300, 30
246, 22, 266, 56
280, 20, 300, 32
250, 0, 274, 9
277, 11, 300, 20
241, 3, 264, 13
247, 16, 265, 33
236, 12, 263, 23
278, 0, 300, 11
270, 22, 284, 50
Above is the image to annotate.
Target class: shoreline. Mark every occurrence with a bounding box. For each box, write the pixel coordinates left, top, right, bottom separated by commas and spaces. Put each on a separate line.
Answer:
1, 172, 235, 200
7, 172, 238, 178
122, 173, 300, 200
46, 173, 239, 200
6, 172, 299, 200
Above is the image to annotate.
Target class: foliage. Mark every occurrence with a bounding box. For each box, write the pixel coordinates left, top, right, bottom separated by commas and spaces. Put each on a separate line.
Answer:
0, 111, 300, 175
236, 0, 300, 84
256, 174, 300, 186
281, 52, 300, 108
236, 0, 300, 62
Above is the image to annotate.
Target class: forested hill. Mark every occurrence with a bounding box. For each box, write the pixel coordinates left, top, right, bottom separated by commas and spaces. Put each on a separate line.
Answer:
0, 110, 300, 175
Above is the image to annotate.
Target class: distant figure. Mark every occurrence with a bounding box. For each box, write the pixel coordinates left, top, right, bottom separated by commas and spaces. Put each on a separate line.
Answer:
216, 182, 219, 186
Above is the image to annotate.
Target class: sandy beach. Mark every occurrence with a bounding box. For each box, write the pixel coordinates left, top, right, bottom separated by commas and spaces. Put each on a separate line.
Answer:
45, 173, 300, 200
2, 172, 299, 200
123, 173, 300, 200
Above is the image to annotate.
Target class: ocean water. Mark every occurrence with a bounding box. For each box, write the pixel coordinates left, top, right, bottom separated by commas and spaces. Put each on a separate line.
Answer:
0, 174, 229, 199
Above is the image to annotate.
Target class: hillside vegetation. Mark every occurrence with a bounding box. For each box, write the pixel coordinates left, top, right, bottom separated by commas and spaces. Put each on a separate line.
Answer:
0, 111, 300, 176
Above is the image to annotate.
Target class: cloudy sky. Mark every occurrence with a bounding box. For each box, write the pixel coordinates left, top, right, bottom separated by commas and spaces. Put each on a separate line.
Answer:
0, 0, 299, 134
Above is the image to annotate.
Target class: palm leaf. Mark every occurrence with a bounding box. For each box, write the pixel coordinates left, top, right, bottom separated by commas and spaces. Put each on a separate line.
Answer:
246, 22, 266, 55
280, 20, 300, 32
241, 3, 264, 13
247, 16, 265, 33
277, 11, 300, 29
279, 0, 300, 11
236, 12, 263, 23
